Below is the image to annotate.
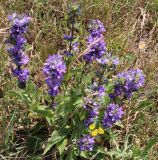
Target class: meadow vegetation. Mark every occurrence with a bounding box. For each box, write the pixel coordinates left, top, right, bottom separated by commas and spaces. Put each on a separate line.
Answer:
0, 0, 158, 159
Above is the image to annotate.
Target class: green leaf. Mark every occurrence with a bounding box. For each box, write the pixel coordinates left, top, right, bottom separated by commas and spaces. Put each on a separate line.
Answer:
56, 96, 70, 115
134, 99, 155, 111
102, 94, 110, 105
57, 139, 68, 157
6, 90, 22, 100
71, 112, 83, 140
33, 105, 53, 118
43, 126, 70, 155
98, 148, 107, 155
73, 97, 83, 107
4, 109, 17, 148
43, 130, 65, 155
132, 145, 142, 158
79, 151, 89, 159
106, 83, 114, 92
140, 134, 158, 157
64, 68, 81, 81
66, 149, 77, 160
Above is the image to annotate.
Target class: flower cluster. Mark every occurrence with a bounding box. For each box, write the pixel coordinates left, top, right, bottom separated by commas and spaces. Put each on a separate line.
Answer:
67, 3, 81, 24
78, 135, 95, 151
97, 52, 119, 69
96, 85, 105, 98
7, 13, 31, 88
93, 85, 105, 98
88, 20, 105, 38
79, 85, 106, 151
43, 54, 66, 97
84, 20, 106, 63
89, 124, 104, 137
86, 83, 105, 98
111, 69, 145, 99
83, 99, 100, 127
63, 39, 79, 57
64, 35, 74, 41
103, 103, 124, 128
63, 4, 80, 57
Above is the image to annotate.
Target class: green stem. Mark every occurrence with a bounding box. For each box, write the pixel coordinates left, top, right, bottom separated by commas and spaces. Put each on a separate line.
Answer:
78, 62, 87, 85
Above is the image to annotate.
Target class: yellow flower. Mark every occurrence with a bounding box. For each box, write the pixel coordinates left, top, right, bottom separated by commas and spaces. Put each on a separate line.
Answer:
109, 79, 112, 82
98, 127, 104, 135
89, 123, 95, 130
91, 129, 98, 137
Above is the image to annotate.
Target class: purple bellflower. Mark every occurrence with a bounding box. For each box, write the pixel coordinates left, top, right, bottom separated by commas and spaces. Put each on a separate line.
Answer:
7, 13, 31, 88
84, 20, 106, 63
97, 52, 119, 68
96, 85, 105, 97
43, 54, 66, 97
78, 135, 95, 151
103, 103, 124, 128
83, 98, 100, 127
111, 69, 145, 99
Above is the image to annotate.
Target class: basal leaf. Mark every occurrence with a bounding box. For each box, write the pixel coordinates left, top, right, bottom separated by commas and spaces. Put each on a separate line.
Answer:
33, 105, 53, 118
43, 130, 65, 155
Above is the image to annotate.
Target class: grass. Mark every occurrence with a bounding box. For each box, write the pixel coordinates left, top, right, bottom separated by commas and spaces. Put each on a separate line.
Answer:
0, 0, 158, 159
